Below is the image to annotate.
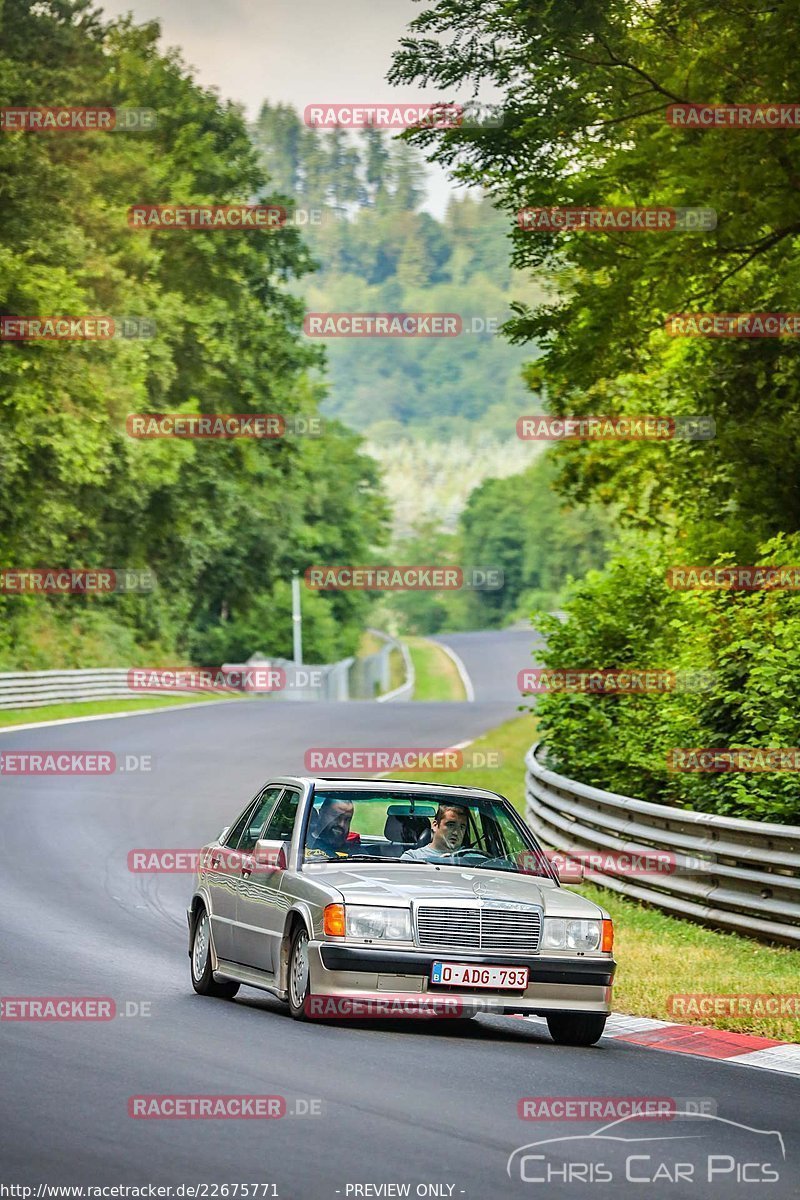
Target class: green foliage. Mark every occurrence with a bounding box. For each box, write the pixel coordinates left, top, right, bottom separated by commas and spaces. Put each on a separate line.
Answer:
0, 1, 387, 668
458, 452, 612, 627
532, 534, 800, 823
249, 103, 546, 440
376, 453, 611, 634
390, 0, 800, 821
390, 0, 800, 547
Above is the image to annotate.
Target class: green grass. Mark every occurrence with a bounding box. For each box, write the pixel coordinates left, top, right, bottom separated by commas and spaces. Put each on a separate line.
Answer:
0, 693, 238, 729
388, 646, 406, 692
406, 636, 467, 701
380, 710, 800, 1042
357, 631, 385, 657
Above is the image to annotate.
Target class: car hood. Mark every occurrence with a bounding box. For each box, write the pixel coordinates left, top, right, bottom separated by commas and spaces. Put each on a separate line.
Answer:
302, 862, 604, 917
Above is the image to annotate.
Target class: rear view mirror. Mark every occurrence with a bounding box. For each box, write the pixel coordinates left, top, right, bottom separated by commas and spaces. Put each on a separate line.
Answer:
254, 839, 288, 870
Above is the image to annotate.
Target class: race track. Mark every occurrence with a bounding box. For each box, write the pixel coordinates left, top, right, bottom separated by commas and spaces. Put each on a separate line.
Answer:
1, 630, 797, 1198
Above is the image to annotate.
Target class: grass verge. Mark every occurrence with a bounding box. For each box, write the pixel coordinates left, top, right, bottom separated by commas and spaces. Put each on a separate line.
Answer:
388, 647, 406, 692
384, 710, 800, 1042
0, 693, 237, 729
406, 636, 466, 701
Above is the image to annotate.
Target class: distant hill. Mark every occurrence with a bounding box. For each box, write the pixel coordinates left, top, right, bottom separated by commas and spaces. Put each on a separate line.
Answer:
250, 103, 545, 442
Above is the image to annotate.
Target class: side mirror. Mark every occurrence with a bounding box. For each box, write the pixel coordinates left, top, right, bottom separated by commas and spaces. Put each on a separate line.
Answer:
556, 862, 584, 884
546, 851, 584, 884
218, 827, 230, 843
253, 839, 288, 870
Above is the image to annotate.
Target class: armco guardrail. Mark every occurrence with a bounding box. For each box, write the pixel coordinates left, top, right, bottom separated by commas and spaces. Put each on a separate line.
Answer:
0, 668, 143, 710
0, 632, 414, 710
374, 633, 414, 703
525, 742, 800, 946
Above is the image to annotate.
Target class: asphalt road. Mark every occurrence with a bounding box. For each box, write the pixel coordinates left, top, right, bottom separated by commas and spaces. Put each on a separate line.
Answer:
1, 629, 798, 1198
432, 626, 543, 706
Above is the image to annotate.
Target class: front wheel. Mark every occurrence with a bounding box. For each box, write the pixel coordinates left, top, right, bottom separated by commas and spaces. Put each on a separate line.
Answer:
287, 925, 313, 1020
191, 907, 240, 999
546, 1012, 607, 1046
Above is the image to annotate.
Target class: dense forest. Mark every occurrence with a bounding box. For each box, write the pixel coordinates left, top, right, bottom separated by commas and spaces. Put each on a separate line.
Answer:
392, 0, 800, 821
0, 0, 387, 669
0, 11, 609, 672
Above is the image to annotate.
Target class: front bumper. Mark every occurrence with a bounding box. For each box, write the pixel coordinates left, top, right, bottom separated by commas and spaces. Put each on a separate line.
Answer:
309, 942, 615, 1014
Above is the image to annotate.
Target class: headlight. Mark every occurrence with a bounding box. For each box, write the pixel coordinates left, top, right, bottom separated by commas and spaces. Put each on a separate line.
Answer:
345, 906, 412, 941
542, 917, 602, 952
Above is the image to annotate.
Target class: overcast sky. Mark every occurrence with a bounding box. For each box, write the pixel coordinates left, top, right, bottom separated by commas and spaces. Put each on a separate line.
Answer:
96, 0, 468, 213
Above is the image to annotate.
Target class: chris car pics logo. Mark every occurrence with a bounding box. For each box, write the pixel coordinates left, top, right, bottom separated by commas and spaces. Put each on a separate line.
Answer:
507, 1112, 785, 1187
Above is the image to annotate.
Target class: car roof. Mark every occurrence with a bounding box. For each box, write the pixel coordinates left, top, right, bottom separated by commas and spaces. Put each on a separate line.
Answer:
270, 776, 506, 802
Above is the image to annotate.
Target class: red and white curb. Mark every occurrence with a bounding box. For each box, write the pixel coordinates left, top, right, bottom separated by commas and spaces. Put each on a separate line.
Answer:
519, 1013, 800, 1076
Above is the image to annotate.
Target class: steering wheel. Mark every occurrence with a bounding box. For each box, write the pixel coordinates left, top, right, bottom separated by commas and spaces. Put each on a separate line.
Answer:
447, 848, 515, 869
446, 848, 491, 863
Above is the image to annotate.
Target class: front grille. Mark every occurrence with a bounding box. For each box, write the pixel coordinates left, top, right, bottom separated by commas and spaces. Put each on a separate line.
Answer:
416, 904, 541, 954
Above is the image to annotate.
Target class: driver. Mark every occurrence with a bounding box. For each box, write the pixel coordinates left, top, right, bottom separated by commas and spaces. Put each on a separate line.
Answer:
306, 798, 360, 859
401, 803, 468, 861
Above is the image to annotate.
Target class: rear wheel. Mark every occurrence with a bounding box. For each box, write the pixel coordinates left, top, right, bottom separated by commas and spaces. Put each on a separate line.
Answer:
546, 1012, 607, 1046
287, 925, 312, 1020
191, 907, 240, 999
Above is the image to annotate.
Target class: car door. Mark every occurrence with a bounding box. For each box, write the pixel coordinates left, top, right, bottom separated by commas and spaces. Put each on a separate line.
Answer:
235, 786, 302, 975
204, 796, 261, 962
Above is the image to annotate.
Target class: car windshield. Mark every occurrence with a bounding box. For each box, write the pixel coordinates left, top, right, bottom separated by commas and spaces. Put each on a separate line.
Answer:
301, 789, 554, 878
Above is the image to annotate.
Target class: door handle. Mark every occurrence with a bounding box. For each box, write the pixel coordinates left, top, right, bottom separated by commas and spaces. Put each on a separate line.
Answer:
241, 861, 252, 878
210, 852, 222, 870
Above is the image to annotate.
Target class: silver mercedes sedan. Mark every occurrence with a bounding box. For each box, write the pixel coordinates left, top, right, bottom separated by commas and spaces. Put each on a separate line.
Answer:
187, 777, 616, 1045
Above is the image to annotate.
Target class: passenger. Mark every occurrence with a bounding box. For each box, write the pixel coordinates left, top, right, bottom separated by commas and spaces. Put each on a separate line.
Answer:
306, 798, 359, 858
401, 803, 468, 861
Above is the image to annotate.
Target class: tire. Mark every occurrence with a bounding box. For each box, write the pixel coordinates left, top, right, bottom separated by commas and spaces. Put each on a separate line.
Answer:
546, 1012, 607, 1046
190, 906, 240, 999
287, 924, 312, 1020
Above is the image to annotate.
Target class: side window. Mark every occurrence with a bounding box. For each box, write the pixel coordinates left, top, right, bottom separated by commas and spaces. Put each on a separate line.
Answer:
261, 788, 301, 842
223, 799, 260, 849
237, 786, 285, 853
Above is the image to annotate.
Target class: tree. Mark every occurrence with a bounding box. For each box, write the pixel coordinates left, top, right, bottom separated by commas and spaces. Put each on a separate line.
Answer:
0, 0, 388, 668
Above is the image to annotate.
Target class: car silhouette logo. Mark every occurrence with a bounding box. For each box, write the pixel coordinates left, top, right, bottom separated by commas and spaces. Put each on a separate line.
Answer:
507, 1111, 786, 1183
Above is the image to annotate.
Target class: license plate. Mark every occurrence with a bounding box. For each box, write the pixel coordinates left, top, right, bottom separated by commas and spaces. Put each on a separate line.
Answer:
430, 962, 529, 990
